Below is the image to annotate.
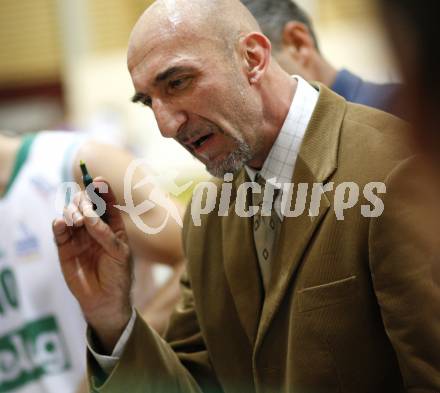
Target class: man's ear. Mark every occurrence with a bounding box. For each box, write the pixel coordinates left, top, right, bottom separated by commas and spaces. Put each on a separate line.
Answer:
240, 32, 271, 85
282, 21, 316, 64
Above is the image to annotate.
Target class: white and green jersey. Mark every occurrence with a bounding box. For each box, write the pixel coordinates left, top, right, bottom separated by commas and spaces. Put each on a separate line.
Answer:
0, 132, 87, 393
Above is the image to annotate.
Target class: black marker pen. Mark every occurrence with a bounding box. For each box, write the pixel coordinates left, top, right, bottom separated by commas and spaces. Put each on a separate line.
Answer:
80, 160, 107, 222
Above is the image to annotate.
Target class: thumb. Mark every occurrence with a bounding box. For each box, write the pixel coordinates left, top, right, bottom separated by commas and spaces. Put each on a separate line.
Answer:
79, 194, 130, 261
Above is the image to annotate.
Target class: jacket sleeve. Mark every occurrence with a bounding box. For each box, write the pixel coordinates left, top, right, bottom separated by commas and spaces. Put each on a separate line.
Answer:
369, 157, 440, 392
87, 209, 223, 393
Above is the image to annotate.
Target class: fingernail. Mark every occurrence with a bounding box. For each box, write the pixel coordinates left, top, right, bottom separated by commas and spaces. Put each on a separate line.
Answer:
73, 212, 84, 226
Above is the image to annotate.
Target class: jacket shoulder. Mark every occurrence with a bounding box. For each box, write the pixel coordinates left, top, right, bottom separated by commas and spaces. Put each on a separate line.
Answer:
337, 102, 413, 181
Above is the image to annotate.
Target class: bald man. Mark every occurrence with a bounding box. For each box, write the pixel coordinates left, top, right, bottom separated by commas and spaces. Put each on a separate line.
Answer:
53, 1, 439, 392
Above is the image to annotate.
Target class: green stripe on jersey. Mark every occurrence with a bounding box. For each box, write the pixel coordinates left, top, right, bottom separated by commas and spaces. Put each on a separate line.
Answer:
3, 133, 37, 197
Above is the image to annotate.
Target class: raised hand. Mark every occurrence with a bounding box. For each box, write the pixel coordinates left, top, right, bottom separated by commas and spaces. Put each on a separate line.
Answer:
52, 178, 132, 353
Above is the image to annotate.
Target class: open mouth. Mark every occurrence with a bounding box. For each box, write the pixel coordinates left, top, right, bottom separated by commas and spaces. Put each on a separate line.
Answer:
192, 133, 213, 149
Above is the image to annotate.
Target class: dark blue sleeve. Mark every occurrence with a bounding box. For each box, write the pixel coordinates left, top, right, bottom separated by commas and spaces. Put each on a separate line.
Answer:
332, 69, 403, 118
355, 80, 402, 118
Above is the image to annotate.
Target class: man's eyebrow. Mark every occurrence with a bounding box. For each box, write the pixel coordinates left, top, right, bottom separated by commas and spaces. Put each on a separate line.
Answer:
154, 66, 192, 84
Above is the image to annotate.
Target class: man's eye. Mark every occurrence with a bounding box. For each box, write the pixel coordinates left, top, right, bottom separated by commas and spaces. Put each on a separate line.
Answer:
169, 77, 191, 91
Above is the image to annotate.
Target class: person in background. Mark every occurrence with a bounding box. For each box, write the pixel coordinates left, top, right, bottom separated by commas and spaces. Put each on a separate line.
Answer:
0, 130, 184, 393
242, 0, 402, 117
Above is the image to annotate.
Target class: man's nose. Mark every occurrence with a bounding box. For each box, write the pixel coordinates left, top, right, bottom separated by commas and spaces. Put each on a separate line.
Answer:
152, 99, 187, 139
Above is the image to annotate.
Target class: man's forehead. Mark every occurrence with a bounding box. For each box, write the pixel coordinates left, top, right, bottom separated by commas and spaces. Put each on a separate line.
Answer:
129, 43, 204, 91
128, 0, 226, 64
129, 26, 217, 75
128, 3, 230, 89
129, 25, 181, 73
128, 14, 205, 66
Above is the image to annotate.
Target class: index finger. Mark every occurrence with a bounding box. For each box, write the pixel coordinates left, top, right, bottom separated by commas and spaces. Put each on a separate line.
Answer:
89, 177, 126, 234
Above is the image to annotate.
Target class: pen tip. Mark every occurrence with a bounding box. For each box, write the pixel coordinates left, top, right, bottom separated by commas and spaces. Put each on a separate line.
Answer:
79, 160, 88, 177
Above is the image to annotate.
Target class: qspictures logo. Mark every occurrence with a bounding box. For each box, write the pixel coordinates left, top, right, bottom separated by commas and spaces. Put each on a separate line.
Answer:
56, 159, 386, 235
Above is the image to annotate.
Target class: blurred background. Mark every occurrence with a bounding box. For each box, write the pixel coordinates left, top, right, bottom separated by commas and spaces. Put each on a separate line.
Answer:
0, 0, 399, 185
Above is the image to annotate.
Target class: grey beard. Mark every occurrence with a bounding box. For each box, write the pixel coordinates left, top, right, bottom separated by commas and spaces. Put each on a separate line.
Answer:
206, 141, 253, 178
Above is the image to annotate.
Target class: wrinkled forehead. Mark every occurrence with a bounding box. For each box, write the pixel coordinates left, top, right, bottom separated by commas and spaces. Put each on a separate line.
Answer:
130, 39, 196, 87
128, 23, 228, 91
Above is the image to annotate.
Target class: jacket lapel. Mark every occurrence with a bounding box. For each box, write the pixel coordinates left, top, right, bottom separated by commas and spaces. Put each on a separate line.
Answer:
254, 85, 347, 350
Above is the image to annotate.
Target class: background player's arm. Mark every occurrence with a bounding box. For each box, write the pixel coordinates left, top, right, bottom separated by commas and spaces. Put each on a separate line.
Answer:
72, 141, 185, 266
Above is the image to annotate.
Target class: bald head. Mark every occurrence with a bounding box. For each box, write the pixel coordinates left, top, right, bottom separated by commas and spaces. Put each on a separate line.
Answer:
126, 0, 296, 176
128, 0, 261, 68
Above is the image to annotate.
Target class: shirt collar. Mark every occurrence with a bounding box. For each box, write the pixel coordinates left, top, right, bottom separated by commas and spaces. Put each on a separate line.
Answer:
244, 76, 319, 221
245, 75, 319, 188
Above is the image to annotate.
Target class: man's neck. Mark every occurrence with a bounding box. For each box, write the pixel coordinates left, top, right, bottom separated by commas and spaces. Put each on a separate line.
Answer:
247, 71, 298, 170
0, 134, 21, 196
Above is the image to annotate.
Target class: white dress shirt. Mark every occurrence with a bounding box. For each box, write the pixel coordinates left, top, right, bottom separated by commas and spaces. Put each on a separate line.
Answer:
90, 75, 320, 373
245, 75, 319, 220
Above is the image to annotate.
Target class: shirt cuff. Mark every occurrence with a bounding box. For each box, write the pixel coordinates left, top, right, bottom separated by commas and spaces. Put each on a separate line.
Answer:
87, 308, 137, 375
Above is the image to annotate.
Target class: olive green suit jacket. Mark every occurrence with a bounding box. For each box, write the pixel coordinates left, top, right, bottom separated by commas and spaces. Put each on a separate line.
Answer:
89, 85, 440, 393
